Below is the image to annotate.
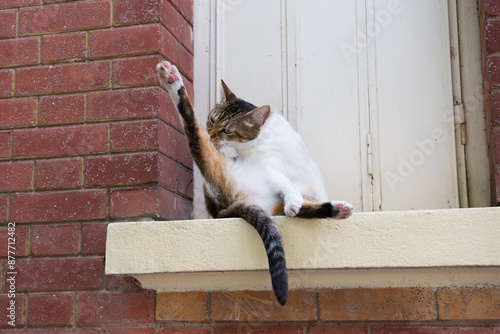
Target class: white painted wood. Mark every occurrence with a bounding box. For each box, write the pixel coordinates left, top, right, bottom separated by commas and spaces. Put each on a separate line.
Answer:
294, 0, 365, 210
372, 0, 459, 210
457, 0, 491, 207
215, 0, 284, 112
192, 0, 488, 212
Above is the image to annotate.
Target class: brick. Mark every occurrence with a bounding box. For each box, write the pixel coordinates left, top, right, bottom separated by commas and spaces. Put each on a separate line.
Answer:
163, 191, 192, 220
183, 75, 194, 100
0, 226, 29, 257
158, 122, 192, 168
176, 164, 194, 198
178, 45, 193, 81
35, 158, 82, 190
0, 98, 36, 129
308, 329, 368, 334
159, 88, 183, 131
16, 257, 103, 291
44, 0, 84, 2
487, 19, 500, 52
85, 153, 158, 187
87, 87, 160, 121
496, 167, 500, 205
0, 70, 13, 98
1, 329, 100, 334
111, 120, 158, 152
113, 55, 162, 87
157, 155, 193, 197
42, 32, 87, 63
319, 288, 436, 322
437, 287, 500, 321
156, 291, 208, 322
110, 186, 191, 220
90, 25, 159, 58
486, 0, 500, 16
28, 293, 74, 326
31, 224, 80, 256
372, 329, 500, 334
0, 132, 9, 159
0, 195, 7, 223
211, 290, 316, 322
81, 222, 108, 255
0, 37, 39, 67
0, 10, 17, 38
489, 56, 500, 88
215, 328, 302, 334
161, 330, 211, 334
495, 127, 500, 163
110, 186, 161, 219
16, 61, 109, 96
12, 124, 107, 158
178, 0, 193, 25
78, 291, 155, 325
0, 294, 25, 327
105, 275, 141, 291
0, 161, 33, 192
19, 0, 111, 35
114, 0, 160, 25
10, 190, 107, 223
0, 0, 38, 9
491, 91, 500, 125
106, 329, 155, 334
39, 94, 85, 126
157, 154, 179, 191
161, 0, 193, 52
159, 26, 178, 63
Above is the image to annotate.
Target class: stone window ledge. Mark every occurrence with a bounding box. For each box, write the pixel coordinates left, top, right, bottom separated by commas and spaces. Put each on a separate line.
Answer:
105, 207, 500, 292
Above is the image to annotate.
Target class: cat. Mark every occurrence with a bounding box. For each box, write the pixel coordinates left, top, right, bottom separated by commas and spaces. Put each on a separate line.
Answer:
157, 60, 353, 305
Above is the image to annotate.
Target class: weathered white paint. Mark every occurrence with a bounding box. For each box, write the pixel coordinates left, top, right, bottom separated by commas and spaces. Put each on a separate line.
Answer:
106, 207, 500, 291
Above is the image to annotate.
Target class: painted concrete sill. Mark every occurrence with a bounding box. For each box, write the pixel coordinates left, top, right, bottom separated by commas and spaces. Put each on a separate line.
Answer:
105, 207, 500, 292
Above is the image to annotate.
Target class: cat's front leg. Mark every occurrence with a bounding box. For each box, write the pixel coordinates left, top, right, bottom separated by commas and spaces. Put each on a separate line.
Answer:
283, 191, 304, 217
266, 169, 303, 217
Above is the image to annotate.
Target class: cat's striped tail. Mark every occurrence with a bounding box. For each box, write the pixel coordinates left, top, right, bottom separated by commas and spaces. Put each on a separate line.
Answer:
220, 202, 288, 305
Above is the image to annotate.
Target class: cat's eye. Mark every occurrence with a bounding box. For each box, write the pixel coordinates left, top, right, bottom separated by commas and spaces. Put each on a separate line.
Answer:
222, 129, 233, 135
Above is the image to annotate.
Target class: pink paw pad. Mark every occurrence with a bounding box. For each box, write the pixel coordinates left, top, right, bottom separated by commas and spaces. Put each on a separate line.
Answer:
333, 201, 353, 219
167, 74, 178, 84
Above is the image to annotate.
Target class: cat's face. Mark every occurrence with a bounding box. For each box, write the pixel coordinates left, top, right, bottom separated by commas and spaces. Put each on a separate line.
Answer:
207, 80, 270, 146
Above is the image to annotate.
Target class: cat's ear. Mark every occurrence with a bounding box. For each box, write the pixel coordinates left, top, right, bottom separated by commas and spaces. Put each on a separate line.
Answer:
243, 105, 271, 128
221, 80, 236, 101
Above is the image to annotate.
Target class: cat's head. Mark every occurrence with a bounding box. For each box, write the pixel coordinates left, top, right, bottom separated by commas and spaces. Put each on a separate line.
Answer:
207, 80, 270, 145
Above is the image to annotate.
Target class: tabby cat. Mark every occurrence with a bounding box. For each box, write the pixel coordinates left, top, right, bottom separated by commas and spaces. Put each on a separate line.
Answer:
157, 60, 353, 305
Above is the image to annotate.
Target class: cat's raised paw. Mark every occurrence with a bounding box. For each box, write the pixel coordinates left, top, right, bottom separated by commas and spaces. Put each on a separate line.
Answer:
157, 61, 184, 105
331, 201, 353, 219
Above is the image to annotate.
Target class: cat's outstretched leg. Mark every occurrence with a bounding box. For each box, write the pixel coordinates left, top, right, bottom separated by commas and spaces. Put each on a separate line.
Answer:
157, 60, 236, 208
295, 200, 353, 219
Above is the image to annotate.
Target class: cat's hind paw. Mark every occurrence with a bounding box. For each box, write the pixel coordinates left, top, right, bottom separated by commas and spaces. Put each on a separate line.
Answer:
331, 201, 353, 219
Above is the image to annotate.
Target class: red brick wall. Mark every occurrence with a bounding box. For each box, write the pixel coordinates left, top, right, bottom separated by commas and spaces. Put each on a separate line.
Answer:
0, 0, 194, 331
1, 0, 499, 333
481, 0, 500, 205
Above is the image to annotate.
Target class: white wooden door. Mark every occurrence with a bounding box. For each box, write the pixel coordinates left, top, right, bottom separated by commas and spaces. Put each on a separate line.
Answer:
194, 0, 460, 212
